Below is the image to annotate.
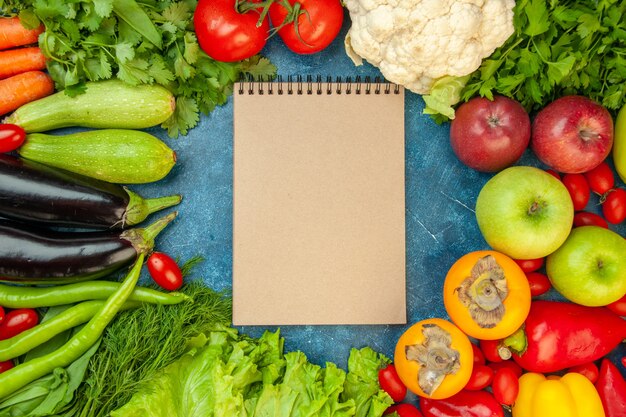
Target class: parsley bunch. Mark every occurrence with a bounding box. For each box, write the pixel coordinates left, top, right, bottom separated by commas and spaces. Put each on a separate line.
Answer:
462, 0, 626, 114
1, 0, 276, 137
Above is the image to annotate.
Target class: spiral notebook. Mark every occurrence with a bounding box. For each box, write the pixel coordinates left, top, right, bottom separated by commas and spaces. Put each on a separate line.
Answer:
232, 76, 406, 325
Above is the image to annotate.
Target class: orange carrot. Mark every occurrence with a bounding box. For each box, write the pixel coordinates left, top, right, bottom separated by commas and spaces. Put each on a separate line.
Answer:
0, 47, 47, 79
0, 17, 44, 51
0, 71, 54, 116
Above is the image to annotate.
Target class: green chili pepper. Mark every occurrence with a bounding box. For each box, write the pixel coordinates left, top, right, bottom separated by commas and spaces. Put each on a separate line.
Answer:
0, 281, 190, 309
0, 254, 145, 399
0, 300, 144, 362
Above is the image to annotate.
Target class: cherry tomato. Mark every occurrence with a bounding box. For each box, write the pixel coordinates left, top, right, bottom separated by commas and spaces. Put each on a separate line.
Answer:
0, 360, 13, 373
464, 364, 494, 391
147, 252, 183, 291
562, 173, 591, 211
480, 339, 506, 363
0, 306, 4, 325
194, 0, 269, 62
384, 403, 423, 417
568, 362, 599, 384
584, 161, 614, 195
379, 364, 407, 402
622, 357, 626, 368
513, 257, 544, 273
525, 272, 551, 297
443, 251, 531, 340
602, 188, 626, 224
472, 343, 486, 366
269, 0, 343, 54
487, 360, 523, 378
0, 124, 26, 153
606, 293, 626, 316
0, 309, 38, 340
573, 211, 609, 228
545, 169, 560, 180
394, 318, 474, 399
491, 367, 519, 406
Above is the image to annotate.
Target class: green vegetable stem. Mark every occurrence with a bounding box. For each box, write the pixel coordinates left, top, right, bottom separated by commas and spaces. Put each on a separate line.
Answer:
0, 300, 142, 362
0, 281, 190, 309
0, 254, 145, 399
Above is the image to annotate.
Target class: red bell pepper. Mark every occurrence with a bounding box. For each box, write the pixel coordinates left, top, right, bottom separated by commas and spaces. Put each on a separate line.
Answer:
595, 359, 626, 417
502, 301, 626, 373
420, 390, 504, 417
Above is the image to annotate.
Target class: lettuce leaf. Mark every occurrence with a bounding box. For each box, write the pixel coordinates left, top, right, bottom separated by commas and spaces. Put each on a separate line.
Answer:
111, 329, 392, 417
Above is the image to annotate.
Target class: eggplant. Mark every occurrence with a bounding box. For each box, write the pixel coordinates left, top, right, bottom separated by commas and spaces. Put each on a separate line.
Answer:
0, 154, 181, 229
0, 212, 176, 284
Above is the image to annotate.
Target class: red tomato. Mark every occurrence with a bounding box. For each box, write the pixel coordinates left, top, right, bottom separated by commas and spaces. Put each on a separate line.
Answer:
147, 252, 184, 291
602, 188, 626, 224
0, 360, 13, 373
622, 357, 626, 368
573, 211, 609, 228
0, 309, 38, 340
545, 169, 561, 180
269, 0, 343, 54
584, 161, 614, 195
384, 403, 423, 417
193, 0, 269, 62
606, 293, 626, 316
525, 272, 551, 297
464, 364, 494, 391
472, 343, 486, 366
491, 367, 519, 406
513, 257, 544, 273
568, 362, 599, 384
562, 173, 590, 211
0, 306, 4, 325
480, 339, 506, 363
487, 360, 523, 378
0, 124, 26, 153
378, 364, 407, 402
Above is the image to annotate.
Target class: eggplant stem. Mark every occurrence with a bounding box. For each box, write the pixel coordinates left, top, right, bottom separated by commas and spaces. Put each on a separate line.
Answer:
124, 189, 182, 227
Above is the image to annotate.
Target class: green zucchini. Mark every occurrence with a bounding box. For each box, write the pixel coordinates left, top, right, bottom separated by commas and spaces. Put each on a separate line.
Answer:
4, 80, 175, 132
18, 130, 176, 184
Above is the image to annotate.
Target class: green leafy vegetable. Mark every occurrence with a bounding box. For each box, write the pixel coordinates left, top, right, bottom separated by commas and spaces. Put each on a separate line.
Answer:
428, 0, 626, 121
110, 328, 393, 417
2, 0, 276, 136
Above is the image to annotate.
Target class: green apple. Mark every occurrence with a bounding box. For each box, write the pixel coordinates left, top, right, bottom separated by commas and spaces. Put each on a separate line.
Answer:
614, 103, 626, 183
475, 166, 574, 259
546, 226, 626, 306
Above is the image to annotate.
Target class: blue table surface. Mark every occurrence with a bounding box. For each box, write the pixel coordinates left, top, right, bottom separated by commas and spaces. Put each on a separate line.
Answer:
132, 15, 626, 377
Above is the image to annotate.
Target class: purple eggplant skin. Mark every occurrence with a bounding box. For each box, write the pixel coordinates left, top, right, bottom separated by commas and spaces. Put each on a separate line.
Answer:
0, 212, 176, 284
0, 154, 181, 229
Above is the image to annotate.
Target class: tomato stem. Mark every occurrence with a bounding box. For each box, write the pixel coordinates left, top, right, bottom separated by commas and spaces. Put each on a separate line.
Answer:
267, 0, 313, 46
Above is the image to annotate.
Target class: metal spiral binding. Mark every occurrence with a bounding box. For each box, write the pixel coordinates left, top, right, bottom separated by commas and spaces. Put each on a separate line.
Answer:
237, 75, 400, 95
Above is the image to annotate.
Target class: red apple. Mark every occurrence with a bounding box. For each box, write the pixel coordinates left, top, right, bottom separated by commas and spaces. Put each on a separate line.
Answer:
450, 95, 531, 172
531, 96, 613, 173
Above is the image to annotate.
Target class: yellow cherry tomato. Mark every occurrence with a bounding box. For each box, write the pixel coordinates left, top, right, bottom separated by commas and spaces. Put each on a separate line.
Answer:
394, 318, 473, 400
443, 250, 531, 340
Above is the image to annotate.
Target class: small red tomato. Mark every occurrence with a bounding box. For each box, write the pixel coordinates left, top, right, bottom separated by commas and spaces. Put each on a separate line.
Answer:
480, 339, 506, 363
147, 252, 184, 291
0, 306, 4, 325
472, 343, 486, 366
378, 364, 407, 402
584, 161, 614, 195
545, 169, 560, 180
622, 357, 626, 368
464, 364, 494, 391
0, 360, 13, 373
487, 360, 523, 378
525, 272, 551, 297
492, 367, 519, 406
384, 403, 423, 417
573, 211, 609, 228
0, 308, 38, 340
607, 294, 626, 316
603, 188, 626, 224
513, 257, 544, 273
562, 173, 591, 211
568, 362, 599, 384
0, 124, 26, 153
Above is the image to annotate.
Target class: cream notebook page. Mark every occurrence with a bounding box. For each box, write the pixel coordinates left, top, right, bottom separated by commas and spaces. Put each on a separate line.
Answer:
233, 79, 406, 325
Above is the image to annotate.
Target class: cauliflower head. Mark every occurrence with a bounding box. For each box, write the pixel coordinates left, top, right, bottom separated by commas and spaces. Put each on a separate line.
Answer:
344, 0, 515, 94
